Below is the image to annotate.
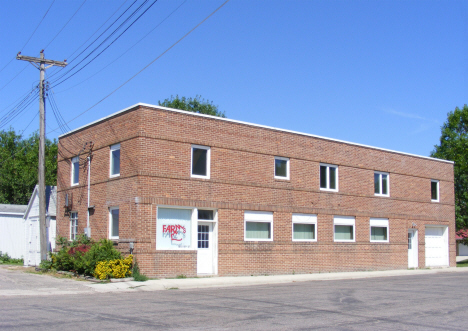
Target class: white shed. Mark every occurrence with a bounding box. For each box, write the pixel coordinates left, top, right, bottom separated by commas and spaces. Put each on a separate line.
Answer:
23, 185, 57, 266
0, 204, 28, 259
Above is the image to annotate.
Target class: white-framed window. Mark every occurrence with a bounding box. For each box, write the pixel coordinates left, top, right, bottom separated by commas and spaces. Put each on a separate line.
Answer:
244, 211, 273, 241
109, 207, 119, 239
110, 144, 120, 177
370, 218, 389, 243
292, 213, 317, 241
431, 180, 439, 202
334, 216, 355, 242
191, 145, 210, 179
320, 163, 338, 191
274, 156, 290, 180
71, 156, 79, 186
70, 212, 78, 240
374, 172, 389, 197
156, 206, 218, 251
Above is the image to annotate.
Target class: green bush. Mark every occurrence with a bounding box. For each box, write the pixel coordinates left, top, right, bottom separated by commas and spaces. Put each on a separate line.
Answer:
51, 238, 122, 276
39, 259, 53, 270
132, 260, 148, 281
0, 252, 23, 265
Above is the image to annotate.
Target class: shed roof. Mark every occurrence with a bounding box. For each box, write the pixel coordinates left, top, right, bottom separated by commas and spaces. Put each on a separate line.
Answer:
0, 204, 28, 215
23, 185, 57, 219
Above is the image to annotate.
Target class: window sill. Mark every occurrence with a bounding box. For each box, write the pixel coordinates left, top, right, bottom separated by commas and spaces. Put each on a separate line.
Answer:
244, 239, 273, 242
374, 194, 390, 197
274, 176, 290, 180
320, 188, 338, 192
191, 174, 210, 180
292, 239, 317, 242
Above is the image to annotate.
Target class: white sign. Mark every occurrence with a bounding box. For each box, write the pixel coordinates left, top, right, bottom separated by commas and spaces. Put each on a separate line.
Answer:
157, 208, 192, 250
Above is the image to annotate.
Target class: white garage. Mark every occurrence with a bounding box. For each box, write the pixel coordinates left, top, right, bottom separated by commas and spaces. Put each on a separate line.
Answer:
425, 226, 449, 267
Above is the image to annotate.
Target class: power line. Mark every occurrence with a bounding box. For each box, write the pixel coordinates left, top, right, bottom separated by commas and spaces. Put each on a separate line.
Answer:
47, 0, 140, 81
0, 0, 55, 75
0, 63, 29, 93
0, 87, 39, 129
43, 0, 88, 51
49, 0, 231, 134
55, 0, 188, 94
50, 0, 156, 87
64, 0, 130, 61
22, 0, 56, 52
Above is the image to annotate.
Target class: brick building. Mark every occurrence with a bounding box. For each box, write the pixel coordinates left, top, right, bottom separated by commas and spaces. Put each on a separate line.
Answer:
56, 103, 455, 278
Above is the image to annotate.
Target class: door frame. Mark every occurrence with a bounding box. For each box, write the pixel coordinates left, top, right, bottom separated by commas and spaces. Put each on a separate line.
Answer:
408, 229, 418, 268
196, 210, 218, 276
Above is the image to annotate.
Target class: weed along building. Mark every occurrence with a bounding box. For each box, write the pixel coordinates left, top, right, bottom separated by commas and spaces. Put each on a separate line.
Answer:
56, 103, 456, 278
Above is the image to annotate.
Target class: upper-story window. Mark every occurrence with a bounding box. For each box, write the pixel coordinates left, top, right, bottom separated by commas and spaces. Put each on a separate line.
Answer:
71, 156, 79, 186
274, 156, 290, 180
320, 163, 338, 191
191, 145, 210, 179
110, 144, 120, 177
431, 180, 439, 202
70, 212, 78, 240
374, 172, 389, 197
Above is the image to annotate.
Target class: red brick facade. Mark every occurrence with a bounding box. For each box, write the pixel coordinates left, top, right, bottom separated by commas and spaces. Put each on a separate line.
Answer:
56, 103, 456, 278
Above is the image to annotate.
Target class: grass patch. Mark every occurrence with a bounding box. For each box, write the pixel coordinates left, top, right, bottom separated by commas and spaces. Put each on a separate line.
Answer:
457, 260, 468, 267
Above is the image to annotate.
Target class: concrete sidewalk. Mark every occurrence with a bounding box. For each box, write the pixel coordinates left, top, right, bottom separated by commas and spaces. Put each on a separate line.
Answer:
84, 266, 468, 293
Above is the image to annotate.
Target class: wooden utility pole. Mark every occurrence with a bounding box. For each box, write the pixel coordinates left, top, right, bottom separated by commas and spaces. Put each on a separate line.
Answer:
16, 51, 67, 262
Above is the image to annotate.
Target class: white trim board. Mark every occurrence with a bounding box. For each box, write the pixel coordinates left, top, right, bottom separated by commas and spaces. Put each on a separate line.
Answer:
59, 103, 453, 165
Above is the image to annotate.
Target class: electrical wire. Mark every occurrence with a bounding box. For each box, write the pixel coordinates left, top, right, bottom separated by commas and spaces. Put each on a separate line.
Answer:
55, 0, 187, 94
43, 0, 88, 51
0, 86, 39, 129
50, 0, 156, 87
47, 0, 140, 81
49, 0, 231, 134
0, 63, 29, 93
65, 0, 130, 62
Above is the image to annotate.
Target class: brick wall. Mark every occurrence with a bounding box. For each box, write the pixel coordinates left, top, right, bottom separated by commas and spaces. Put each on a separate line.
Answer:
56, 104, 456, 278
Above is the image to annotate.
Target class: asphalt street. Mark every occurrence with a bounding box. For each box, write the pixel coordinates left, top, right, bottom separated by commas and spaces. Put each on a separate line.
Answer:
0, 266, 467, 330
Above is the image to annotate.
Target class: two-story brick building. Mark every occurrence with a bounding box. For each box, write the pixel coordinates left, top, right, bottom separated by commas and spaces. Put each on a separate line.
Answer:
56, 103, 455, 278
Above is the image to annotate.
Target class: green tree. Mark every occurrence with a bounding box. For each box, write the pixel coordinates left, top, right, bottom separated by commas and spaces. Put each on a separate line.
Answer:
431, 105, 468, 230
0, 129, 57, 205
158, 95, 225, 117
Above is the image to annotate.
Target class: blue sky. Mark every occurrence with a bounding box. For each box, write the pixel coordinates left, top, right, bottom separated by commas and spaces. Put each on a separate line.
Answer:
0, 0, 466, 157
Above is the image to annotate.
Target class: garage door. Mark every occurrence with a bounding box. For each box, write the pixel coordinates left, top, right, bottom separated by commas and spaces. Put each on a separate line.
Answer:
425, 226, 448, 267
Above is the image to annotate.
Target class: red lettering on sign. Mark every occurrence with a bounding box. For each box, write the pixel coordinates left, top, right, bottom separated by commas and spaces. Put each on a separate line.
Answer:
162, 224, 186, 241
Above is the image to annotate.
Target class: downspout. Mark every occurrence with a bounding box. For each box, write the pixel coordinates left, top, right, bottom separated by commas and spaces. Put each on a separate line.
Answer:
86, 156, 91, 236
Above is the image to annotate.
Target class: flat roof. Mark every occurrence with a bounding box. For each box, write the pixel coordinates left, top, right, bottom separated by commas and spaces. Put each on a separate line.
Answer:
59, 103, 454, 165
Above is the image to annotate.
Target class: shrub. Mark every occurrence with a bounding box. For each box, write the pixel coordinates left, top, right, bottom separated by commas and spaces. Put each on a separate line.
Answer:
51, 239, 122, 276
39, 259, 53, 270
94, 255, 133, 280
0, 252, 23, 265
132, 260, 148, 281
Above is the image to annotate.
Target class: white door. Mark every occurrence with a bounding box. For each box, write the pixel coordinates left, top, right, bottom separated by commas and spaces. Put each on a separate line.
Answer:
197, 222, 214, 274
425, 226, 448, 267
27, 219, 40, 266
408, 230, 418, 268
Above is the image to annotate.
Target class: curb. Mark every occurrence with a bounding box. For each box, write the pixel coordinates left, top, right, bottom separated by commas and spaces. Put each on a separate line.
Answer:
83, 266, 468, 293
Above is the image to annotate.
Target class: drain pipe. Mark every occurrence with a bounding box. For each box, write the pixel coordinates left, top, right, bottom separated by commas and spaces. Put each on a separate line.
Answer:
86, 156, 91, 237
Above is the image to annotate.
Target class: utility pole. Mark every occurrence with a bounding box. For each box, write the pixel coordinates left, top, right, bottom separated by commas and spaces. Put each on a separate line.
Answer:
16, 51, 67, 262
